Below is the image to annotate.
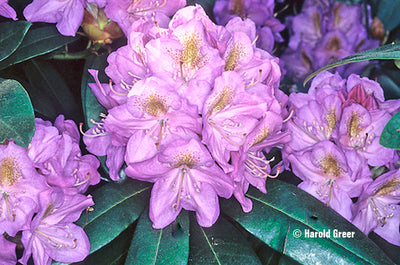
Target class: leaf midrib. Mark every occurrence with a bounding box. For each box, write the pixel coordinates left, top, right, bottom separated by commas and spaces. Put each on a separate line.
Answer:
246, 194, 380, 265
201, 227, 222, 265
83, 186, 150, 228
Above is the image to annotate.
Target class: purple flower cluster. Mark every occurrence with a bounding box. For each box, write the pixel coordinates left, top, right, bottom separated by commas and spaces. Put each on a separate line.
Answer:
281, 0, 379, 81
213, 0, 284, 52
83, 5, 290, 228
283, 71, 400, 245
1, 115, 100, 264
23, 0, 186, 37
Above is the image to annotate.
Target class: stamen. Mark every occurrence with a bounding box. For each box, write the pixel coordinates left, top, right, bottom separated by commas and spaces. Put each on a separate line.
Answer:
3, 193, 15, 222
154, 119, 165, 150
73, 173, 91, 187
35, 230, 78, 249
79, 121, 107, 137
173, 168, 186, 211
245, 69, 262, 88
154, 21, 162, 35
109, 79, 128, 96
291, 118, 320, 142
209, 120, 247, 146
283, 108, 295, 123
370, 198, 389, 226
128, 0, 167, 14
251, 33, 259, 46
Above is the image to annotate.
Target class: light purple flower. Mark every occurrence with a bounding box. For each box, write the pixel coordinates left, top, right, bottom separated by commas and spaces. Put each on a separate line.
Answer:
0, 235, 16, 265
104, 0, 186, 35
20, 188, 93, 265
337, 104, 397, 167
145, 17, 225, 109
23, 0, 107, 36
213, 0, 284, 52
282, 0, 379, 81
126, 138, 234, 228
288, 141, 371, 219
0, 0, 17, 20
352, 169, 400, 246
231, 111, 291, 212
0, 142, 47, 237
105, 77, 202, 165
30, 116, 101, 193
202, 71, 267, 173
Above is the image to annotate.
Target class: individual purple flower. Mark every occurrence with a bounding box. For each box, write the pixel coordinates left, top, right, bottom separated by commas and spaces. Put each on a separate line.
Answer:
342, 74, 400, 115
0, 235, 16, 265
222, 18, 282, 88
104, 0, 186, 35
23, 0, 107, 36
126, 138, 234, 228
231, 111, 291, 212
282, 0, 379, 81
0, 0, 17, 20
202, 71, 267, 173
0, 142, 47, 237
352, 169, 400, 246
30, 116, 101, 193
287, 141, 371, 219
20, 188, 94, 265
213, 0, 284, 52
82, 115, 125, 181
145, 16, 225, 109
283, 73, 344, 153
106, 77, 202, 165
337, 104, 397, 167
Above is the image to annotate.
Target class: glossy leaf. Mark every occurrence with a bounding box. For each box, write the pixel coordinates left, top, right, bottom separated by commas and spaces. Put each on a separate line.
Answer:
0, 25, 78, 70
379, 110, 400, 149
222, 179, 395, 265
377, 0, 400, 32
188, 213, 262, 265
0, 78, 35, 147
76, 178, 151, 254
125, 208, 189, 265
0, 21, 31, 62
304, 41, 400, 85
21, 60, 80, 119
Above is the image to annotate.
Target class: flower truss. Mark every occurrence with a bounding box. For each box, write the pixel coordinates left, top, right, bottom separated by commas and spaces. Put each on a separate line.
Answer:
83, 4, 291, 228
283, 71, 400, 244
0, 116, 99, 264
281, 0, 379, 82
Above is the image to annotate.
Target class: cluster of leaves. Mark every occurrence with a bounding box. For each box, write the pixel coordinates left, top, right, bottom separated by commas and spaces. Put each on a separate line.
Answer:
1, 0, 400, 264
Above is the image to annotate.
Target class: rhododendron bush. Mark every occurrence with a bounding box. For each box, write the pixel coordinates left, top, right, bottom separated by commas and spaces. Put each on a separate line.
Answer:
1, 0, 400, 264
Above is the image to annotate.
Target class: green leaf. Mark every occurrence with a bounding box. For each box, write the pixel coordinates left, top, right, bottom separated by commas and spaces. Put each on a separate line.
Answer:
76, 178, 151, 254
379, 110, 400, 149
0, 21, 31, 62
0, 78, 35, 147
125, 208, 189, 265
21, 60, 80, 119
222, 179, 395, 265
188, 213, 262, 265
377, 0, 400, 32
304, 41, 400, 85
0, 25, 78, 70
